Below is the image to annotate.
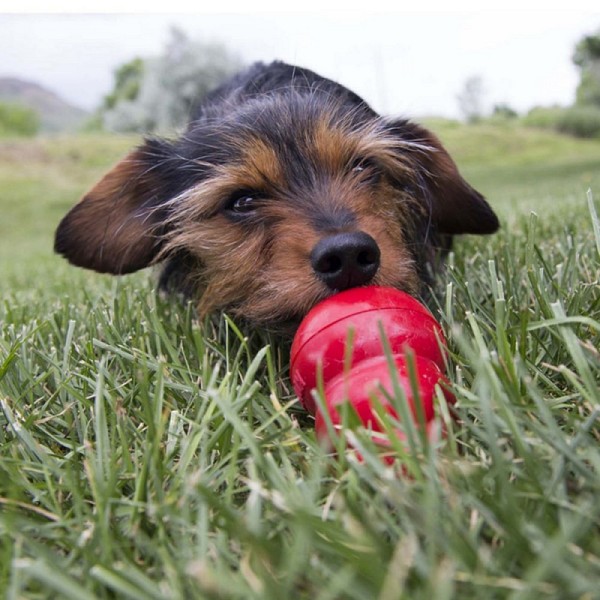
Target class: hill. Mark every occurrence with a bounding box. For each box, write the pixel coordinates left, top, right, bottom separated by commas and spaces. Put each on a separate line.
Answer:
0, 77, 89, 132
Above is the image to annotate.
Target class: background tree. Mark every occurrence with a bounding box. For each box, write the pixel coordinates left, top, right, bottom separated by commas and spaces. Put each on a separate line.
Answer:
101, 58, 144, 111
492, 103, 518, 119
456, 75, 486, 124
573, 28, 600, 107
101, 27, 244, 133
0, 101, 39, 137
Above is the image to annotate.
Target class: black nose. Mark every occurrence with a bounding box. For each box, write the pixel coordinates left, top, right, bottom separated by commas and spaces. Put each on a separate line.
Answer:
310, 232, 381, 291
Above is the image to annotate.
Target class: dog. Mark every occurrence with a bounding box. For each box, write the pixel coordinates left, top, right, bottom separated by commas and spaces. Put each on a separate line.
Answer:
54, 61, 499, 330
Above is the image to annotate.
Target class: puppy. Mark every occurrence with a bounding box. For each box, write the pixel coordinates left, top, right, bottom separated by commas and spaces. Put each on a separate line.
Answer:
55, 61, 498, 329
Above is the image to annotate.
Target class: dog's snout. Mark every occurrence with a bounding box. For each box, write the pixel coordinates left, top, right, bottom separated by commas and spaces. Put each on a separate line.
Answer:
310, 232, 380, 291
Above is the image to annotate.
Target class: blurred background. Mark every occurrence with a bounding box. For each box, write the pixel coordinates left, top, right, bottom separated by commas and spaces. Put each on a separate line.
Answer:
1, 11, 599, 136
1, 9, 600, 289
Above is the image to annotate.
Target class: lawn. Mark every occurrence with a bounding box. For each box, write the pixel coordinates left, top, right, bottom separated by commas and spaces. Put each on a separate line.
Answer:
1, 124, 599, 599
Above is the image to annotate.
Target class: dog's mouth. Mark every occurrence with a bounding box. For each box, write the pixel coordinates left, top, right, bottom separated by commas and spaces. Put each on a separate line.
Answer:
225, 280, 384, 337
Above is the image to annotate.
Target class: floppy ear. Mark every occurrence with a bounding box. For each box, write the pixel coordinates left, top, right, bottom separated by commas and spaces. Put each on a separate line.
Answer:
389, 119, 499, 235
55, 140, 179, 274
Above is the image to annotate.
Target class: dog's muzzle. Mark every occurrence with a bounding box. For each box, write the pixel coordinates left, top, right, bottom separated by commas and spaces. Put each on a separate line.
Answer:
310, 231, 380, 291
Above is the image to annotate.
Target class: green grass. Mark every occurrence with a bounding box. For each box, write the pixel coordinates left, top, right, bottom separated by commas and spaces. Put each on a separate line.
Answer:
1, 125, 600, 599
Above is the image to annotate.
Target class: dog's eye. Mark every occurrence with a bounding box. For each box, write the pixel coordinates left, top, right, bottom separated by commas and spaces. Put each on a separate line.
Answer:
224, 191, 263, 215
350, 158, 380, 184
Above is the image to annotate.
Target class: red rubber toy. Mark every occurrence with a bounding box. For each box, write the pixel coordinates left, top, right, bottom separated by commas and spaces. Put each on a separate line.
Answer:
289, 286, 455, 454
315, 355, 453, 452
290, 286, 448, 414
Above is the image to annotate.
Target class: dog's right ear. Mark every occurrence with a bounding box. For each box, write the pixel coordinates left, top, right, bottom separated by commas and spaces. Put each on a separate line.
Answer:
387, 119, 499, 236
55, 140, 180, 274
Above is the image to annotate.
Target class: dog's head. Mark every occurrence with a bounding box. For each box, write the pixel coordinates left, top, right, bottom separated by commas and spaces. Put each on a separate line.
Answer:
55, 89, 498, 325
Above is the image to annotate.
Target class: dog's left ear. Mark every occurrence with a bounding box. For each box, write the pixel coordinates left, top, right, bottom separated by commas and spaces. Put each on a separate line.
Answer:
55, 139, 181, 274
389, 119, 499, 235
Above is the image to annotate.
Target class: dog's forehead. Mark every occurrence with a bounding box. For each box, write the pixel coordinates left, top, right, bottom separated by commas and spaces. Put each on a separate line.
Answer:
180, 92, 416, 207
218, 94, 380, 172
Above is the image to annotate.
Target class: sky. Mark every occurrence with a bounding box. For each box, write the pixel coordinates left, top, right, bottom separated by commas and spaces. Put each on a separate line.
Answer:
1, 6, 599, 119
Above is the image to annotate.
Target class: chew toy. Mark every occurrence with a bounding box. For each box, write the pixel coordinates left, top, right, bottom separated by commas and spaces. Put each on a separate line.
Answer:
290, 286, 454, 452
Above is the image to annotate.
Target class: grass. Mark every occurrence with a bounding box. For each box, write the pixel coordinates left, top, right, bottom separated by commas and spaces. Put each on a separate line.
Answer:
1, 125, 599, 599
